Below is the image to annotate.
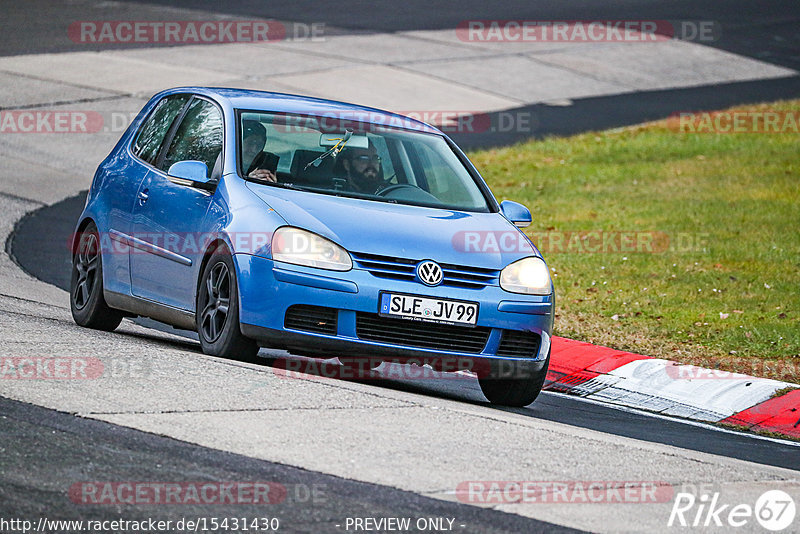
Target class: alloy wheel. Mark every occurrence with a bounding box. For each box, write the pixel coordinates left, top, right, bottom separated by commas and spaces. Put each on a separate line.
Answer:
73, 233, 99, 310
200, 262, 231, 343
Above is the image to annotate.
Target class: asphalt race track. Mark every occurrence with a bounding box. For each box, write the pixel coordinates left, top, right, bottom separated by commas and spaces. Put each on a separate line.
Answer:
1, 1, 799, 149
4, 0, 800, 71
2, 1, 800, 533
1, 397, 578, 533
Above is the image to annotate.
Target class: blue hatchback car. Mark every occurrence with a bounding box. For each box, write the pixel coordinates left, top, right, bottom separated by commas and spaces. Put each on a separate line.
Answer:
70, 87, 554, 406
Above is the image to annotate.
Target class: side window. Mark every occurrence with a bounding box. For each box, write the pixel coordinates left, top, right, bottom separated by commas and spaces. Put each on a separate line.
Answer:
132, 95, 189, 165
160, 99, 223, 179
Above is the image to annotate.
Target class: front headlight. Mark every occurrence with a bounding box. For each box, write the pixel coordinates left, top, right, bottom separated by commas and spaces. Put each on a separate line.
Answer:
272, 227, 352, 271
500, 257, 552, 295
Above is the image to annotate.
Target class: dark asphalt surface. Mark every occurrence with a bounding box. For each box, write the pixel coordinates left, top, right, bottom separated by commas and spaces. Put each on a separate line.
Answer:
451, 76, 800, 150
8, 191, 800, 473
2, 0, 799, 72
131, 0, 800, 73
0, 396, 581, 534
1, 1, 799, 149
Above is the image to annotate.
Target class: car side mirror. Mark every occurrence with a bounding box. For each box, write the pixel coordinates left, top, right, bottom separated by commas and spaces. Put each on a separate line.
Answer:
500, 200, 532, 228
167, 160, 214, 191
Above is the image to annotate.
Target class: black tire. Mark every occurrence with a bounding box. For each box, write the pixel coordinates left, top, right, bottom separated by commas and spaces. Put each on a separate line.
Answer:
478, 350, 550, 407
196, 247, 259, 362
70, 222, 123, 331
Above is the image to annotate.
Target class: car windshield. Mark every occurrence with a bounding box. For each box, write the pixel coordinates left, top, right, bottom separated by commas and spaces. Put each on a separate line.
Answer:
237, 110, 490, 212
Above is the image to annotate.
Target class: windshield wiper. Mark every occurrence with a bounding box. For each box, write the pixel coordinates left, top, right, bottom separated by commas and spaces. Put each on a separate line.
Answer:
246, 177, 306, 191
304, 130, 353, 170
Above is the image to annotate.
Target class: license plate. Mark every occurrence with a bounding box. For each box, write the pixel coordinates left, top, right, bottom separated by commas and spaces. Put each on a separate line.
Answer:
379, 292, 478, 327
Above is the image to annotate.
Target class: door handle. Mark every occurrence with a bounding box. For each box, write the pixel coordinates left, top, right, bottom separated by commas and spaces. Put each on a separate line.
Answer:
138, 189, 149, 203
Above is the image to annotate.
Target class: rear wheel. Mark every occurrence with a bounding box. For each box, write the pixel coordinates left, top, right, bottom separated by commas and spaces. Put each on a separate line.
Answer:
70, 222, 123, 331
196, 248, 259, 362
478, 350, 550, 407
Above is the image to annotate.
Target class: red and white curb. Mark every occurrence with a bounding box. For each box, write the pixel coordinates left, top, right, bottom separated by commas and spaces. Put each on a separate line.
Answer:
546, 337, 800, 439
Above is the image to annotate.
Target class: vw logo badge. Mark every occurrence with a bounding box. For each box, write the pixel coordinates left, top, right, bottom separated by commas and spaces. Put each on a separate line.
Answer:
417, 260, 443, 286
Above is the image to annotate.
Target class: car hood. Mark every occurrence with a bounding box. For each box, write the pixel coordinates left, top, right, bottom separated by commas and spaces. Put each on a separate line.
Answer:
246, 183, 539, 270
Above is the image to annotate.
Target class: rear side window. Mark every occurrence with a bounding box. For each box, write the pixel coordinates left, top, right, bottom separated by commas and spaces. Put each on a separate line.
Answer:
132, 95, 189, 165
161, 99, 223, 179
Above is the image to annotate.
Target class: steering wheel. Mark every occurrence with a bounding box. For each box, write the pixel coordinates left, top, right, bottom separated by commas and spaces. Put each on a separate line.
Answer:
376, 183, 421, 196
374, 173, 395, 190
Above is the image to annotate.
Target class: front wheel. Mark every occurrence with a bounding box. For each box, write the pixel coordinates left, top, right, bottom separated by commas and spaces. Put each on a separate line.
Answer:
196, 248, 259, 362
70, 222, 123, 331
478, 350, 550, 407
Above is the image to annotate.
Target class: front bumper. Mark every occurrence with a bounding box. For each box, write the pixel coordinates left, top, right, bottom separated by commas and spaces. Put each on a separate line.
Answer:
235, 254, 554, 363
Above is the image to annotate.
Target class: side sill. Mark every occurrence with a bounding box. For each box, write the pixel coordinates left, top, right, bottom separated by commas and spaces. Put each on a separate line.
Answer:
104, 290, 196, 331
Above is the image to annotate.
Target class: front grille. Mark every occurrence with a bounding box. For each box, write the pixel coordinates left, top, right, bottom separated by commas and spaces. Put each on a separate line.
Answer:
496, 330, 541, 358
356, 312, 490, 353
284, 305, 337, 335
351, 252, 498, 289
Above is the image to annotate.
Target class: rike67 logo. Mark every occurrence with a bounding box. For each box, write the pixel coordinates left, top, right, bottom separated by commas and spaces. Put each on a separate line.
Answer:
668, 489, 796, 531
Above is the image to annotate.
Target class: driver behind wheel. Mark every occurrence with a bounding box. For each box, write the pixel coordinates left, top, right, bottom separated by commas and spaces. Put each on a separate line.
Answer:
338, 141, 384, 194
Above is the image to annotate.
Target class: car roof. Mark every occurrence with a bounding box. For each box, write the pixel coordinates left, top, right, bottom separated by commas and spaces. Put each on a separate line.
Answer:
156, 86, 442, 135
